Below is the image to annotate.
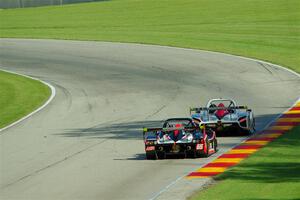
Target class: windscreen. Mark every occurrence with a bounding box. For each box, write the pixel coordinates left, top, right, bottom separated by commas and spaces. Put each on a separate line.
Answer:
209, 100, 235, 108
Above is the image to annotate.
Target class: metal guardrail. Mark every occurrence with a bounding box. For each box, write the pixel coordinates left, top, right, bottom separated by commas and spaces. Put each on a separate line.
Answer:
0, 0, 106, 9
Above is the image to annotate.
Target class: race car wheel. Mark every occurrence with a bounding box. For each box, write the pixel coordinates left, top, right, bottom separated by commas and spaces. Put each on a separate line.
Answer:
213, 139, 218, 152
146, 152, 158, 160
249, 118, 256, 135
182, 151, 187, 159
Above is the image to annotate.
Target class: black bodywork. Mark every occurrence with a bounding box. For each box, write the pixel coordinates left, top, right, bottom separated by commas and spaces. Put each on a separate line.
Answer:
143, 118, 217, 159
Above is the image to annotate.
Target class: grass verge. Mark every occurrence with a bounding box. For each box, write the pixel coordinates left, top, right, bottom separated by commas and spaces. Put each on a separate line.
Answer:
190, 126, 300, 200
0, 0, 299, 73
0, 70, 50, 129
0, 0, 299, 198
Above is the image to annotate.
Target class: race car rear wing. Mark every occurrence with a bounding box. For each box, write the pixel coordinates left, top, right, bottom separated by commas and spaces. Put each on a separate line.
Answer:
190, 106, 250, 114
143, 127, 161, 139
143, 126, 196, 137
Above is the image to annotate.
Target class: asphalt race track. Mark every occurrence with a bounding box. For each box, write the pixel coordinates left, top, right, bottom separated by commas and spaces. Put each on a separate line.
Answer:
0, 39, 299, 200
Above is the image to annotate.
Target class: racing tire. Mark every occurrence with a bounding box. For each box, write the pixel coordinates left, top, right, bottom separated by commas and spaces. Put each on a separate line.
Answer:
146, 152, 158, 160
213, 139, 218, 152
249, 118, 256, 135
182, 151, 187, 159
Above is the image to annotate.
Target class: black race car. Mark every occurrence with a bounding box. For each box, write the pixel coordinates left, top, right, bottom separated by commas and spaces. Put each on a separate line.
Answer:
143, 118, 217, 159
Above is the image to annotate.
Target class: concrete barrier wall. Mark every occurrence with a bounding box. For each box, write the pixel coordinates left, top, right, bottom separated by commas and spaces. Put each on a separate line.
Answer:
0, 0, 105, 9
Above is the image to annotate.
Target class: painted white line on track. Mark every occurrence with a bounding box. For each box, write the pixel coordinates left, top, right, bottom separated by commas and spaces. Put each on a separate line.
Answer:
147, 50, 300, 200
0, 68, 56, 133
0, 40, 299, 199
149, 175, 186, 200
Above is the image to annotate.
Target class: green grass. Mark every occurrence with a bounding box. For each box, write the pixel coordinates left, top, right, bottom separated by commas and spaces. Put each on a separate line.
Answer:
0, 70, 50, 129
0, 0, 299, 73
0, 0, 299, 198
190, 126, 300, 200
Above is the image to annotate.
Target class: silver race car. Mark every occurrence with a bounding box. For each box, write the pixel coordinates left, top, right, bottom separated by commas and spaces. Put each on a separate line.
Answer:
190, 98, 255, 135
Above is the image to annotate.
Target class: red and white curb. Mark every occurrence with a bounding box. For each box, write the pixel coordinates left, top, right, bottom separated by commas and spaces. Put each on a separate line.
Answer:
186, 100, 300, 179
0, 68, 56, 133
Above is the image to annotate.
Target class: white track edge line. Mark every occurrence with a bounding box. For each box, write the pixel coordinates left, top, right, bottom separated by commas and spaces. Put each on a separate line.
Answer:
150, 96, 300, 200
150, 101, 300, 200
3, 39, 300, 79
149, 94, 300, 200
0, 68, 56, 133
147, 49, 300, 200
1, 39, 299, 199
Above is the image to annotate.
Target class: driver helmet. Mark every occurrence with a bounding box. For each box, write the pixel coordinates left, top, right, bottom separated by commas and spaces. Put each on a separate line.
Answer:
174, 123, 183, 137
191, 114, 201, 125
215, 103, 228, 118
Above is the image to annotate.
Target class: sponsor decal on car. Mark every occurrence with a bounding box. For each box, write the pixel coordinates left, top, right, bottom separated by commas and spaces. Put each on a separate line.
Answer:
146, 146, 155, 151
196, 144, 203, 150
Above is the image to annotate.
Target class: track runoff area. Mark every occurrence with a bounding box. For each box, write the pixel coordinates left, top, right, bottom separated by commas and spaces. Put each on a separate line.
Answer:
187, 101, 300, 179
